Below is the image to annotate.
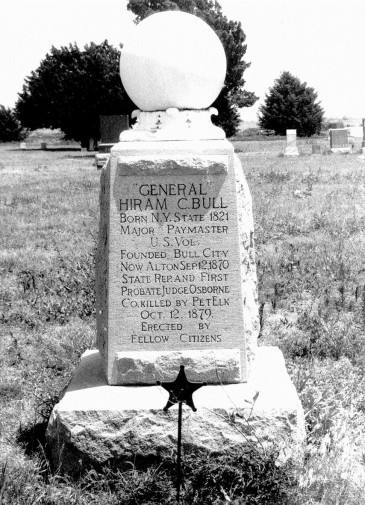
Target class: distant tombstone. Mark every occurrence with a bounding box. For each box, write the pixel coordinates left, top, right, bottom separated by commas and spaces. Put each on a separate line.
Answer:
99, 115, 129, 147
330, 128, 350, 152
284, 129, 299, 156
19, 142, 27, 150
96, 115, 130, 167
41, 142, 47, 150
88, 138, 95, 151
329, 121, 344, 130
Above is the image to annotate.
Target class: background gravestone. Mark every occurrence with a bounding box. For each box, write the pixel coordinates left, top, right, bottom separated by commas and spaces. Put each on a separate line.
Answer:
284, 129, 299, 156
330, 128, 350, 152
329, 121, 344, 129
312, 144, 321, 154
99, 115, 129, 145
96, 115, 129, 169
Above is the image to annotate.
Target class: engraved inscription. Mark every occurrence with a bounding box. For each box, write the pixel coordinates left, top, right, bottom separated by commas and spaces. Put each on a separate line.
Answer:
111, 171, 244, 352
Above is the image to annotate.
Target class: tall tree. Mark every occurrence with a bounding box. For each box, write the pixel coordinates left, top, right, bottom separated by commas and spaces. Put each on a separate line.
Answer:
0, 105, 23, 142
258, 71, 324, 137
16, 41, 135, 146
127, 0, 258, 137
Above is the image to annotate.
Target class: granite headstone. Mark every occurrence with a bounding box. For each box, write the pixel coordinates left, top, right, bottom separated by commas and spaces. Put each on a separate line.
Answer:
96, 132, 258, 384
330, 128, 349, 152
100, 115, 129, 145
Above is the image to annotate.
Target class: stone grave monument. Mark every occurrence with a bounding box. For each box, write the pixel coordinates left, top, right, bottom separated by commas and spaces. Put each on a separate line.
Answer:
96, 115, 129, 168
47, 11, 305, 473
100, 114, 129, 145
284, 129, 299, 156
312, 143, 321, 154
330, 128, 350, 153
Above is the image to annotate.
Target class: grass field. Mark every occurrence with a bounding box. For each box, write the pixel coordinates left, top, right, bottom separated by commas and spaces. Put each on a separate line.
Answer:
1, 140, 365, 503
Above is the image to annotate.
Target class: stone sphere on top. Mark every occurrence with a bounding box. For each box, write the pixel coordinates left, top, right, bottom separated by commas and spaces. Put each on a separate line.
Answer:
119, 11, 227, 112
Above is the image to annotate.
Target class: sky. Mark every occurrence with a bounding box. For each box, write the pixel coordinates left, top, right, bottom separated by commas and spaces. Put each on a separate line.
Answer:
0, 0, 364, 123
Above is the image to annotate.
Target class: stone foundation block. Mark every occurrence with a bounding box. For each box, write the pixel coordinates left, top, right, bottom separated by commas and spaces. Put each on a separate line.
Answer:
47, 347, 305, 474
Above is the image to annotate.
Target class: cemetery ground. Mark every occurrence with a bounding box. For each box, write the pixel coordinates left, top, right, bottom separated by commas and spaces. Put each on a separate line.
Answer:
1, 138, 365, 504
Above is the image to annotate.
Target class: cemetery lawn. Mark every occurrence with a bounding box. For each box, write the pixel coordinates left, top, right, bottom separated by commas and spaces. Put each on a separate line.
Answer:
1, 141, 365, 503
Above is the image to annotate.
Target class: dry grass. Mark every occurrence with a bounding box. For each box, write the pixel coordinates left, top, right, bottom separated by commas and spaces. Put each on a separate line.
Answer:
0, 143, 98, 488
239, 148, 365, 504
1, 139, 365, 503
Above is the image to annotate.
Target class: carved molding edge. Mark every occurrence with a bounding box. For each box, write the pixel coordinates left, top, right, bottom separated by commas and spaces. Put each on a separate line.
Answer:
119, 107, 226, 142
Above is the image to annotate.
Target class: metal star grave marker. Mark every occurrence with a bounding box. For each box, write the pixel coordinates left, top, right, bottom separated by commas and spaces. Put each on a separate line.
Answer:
157, 365, 207, 503
157, 364, 207, 412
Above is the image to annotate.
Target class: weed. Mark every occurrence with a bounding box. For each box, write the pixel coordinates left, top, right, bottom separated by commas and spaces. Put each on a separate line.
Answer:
2, 250, 96, 328
0, 383, 22, 402
183, 450, 297, 504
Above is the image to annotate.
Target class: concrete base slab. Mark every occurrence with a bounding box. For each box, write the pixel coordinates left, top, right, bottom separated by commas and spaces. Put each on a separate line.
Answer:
330, 147, 351, 154
284, 147, 299, 156
46, 347, 305, 474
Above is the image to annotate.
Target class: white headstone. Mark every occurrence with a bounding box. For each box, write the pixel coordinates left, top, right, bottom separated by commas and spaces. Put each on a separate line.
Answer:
284, 129, 299, 156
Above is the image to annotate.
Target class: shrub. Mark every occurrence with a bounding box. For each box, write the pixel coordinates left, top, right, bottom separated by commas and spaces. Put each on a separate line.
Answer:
241, 127, 261, 137
0, 105, 23, 142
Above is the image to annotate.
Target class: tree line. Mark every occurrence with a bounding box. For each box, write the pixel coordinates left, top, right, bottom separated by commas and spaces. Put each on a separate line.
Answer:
0, 0, 324, 143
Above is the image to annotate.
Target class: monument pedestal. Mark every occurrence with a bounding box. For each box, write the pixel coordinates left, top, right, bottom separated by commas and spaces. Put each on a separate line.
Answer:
46, 347, 305, 474
96, 137, 259, 385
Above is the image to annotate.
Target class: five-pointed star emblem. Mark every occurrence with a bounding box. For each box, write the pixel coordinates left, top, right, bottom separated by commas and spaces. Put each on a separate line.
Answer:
157, 365, 207, 412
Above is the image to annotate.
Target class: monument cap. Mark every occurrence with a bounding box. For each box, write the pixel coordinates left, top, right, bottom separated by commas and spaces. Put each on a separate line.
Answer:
119, 11, 227, 112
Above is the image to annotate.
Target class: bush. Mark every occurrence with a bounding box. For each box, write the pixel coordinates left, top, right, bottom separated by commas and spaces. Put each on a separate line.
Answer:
0, 105, 23, 142
241, 127, 261, 137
